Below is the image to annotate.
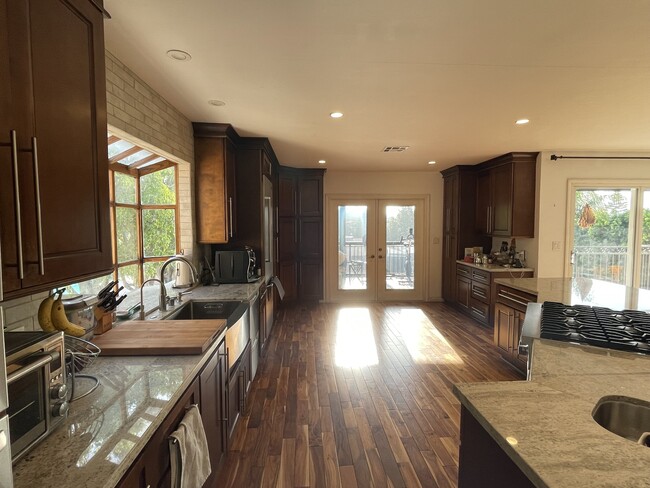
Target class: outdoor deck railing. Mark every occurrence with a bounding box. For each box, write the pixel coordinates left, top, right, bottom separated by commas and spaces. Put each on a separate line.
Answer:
341, 241, 414, 279
572, 245, 650, 289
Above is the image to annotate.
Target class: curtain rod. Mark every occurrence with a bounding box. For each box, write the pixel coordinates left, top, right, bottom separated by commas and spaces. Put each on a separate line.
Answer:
550, 154, 650, 161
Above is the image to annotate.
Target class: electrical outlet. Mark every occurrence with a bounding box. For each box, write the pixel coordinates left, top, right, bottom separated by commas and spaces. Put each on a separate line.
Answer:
552, 241, 561, 251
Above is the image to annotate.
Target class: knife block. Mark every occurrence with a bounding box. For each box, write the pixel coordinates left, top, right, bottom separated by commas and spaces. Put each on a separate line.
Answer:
94, 311, 115, 335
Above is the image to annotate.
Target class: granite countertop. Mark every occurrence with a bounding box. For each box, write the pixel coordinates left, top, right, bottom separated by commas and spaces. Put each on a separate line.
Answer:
454, 339, 650, 487
13, 281, 260, 488
493, 277, 650, 311
456, 260, 535, 273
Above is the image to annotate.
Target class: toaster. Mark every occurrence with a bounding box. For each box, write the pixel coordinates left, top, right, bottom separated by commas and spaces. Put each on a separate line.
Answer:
214, 247, 258, 283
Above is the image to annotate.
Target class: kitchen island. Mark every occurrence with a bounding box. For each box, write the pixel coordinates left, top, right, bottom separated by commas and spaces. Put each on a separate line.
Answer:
12, 281, 263, 488
454, 338, 650, 487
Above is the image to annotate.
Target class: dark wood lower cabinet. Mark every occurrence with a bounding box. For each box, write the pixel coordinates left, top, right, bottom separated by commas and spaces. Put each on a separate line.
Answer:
227, 341, 251, 440
459, 406, 535, 488
456, 275, 471, 311
199, 338, 228, 487
119, 377, 201, 488
493, 285, 537, 373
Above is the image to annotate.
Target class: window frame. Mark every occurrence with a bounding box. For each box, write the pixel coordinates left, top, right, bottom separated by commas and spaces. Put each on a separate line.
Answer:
109, 162, 180, 287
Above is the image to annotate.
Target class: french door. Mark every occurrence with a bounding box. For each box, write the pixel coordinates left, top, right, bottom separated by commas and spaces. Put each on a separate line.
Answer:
327, 198, 425, 301
569, 185, 650, 289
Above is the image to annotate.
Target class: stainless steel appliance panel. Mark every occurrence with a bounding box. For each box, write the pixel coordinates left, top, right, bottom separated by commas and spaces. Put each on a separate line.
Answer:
263, 175, 274, 279
0, 416, 13, 488
0, 310, 8, 412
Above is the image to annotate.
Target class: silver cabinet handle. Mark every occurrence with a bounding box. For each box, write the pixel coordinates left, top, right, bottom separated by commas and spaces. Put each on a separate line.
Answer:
8, 353, 53, 384
10, 130, 24, 279
228, 196, 233, 238
32, 137, 44, 275
497, 292, 529, 307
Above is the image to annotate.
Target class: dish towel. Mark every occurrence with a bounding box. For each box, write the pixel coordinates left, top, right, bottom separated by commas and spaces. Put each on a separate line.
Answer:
169, 405, 212, 488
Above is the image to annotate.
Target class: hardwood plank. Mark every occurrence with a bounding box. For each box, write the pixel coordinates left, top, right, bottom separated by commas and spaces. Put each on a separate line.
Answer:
339, 466, 358, 488
278, 438, 296, 488
322, 431, 341, 488
294, 425, 310, 487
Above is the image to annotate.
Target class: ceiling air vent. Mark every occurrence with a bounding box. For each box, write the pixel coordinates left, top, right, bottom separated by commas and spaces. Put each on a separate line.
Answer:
382, 146, 410, 152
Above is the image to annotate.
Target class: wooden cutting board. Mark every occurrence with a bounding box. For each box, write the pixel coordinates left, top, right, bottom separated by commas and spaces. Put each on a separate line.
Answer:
92, 319, 227, 355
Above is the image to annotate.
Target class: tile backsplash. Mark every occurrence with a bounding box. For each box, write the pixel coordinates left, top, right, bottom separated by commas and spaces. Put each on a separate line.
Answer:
1, 292, 48, 332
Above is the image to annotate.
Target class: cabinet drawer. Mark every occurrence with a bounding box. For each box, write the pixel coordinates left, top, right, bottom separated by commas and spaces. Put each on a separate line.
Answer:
496, 285, 537, 312
470, 281, 490, 304
471, 268, 490, 284
469, 298, 489, 323
457, 264, 471, 278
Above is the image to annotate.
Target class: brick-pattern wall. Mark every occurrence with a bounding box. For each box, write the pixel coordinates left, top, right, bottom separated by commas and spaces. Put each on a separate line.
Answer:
2, 51, 196, 331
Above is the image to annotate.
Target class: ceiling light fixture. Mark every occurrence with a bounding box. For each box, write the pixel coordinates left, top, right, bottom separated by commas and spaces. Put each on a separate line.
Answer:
166, 49, 192, 61
515, 118, 530, 125
428, 161, 436, 165
318, 160, 326, 164
330, 112, 343, 118
208, 100, 226, 107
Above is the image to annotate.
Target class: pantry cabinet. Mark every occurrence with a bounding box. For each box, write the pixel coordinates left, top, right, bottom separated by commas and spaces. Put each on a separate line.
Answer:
0, 0, 112, 299
277, 167, 325, 302
193, 123, 239, 244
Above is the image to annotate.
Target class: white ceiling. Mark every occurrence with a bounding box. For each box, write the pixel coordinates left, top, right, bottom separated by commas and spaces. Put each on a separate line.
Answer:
103, 0, 650, 172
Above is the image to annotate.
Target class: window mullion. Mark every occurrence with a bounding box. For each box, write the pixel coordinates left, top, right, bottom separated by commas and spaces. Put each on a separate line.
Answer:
136, 175, 144, 286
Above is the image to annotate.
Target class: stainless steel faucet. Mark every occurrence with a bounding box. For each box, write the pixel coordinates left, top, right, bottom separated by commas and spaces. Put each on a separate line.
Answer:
139, 278, 165, 320
159, 256, 199, 312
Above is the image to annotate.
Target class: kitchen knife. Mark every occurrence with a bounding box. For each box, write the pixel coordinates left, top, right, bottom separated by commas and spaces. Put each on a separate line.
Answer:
97, 281, 116, 299
106, 295, 127, 312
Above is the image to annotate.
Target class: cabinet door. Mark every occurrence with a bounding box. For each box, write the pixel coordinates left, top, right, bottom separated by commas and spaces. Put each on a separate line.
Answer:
299, 218, 322, 260
513, 310, 527, 365
494, 303, 514, 354
475, 170, 491, 235
491, 164, 513, 236
141, 378, 201, 488
2, 0, 111, 296
199, 339, 227, 484
299, 260, 322, 301
456, 276, 471, 311
225, 139, 237, 240
298, 174, 322, 216
278, 261, 297, 302
442, 234, 456, 302
265, 284, 274, 336
119, 453, 148, 488
259, 288, 267, 350
195, 137, 228, 243
278, 174, 296, 217
443, 173, 458, 234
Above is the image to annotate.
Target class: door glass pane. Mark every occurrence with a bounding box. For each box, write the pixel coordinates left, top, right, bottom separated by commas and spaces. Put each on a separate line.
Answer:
338, 205, 367, 290
573, 190, 631, 285
641, 190, 650, 290
115, 207, 138, 263
385, 205, 415, 290
142, 209, 176, 257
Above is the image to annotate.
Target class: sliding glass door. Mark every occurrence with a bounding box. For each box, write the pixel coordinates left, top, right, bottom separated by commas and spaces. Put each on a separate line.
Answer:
570, 186, 650, 289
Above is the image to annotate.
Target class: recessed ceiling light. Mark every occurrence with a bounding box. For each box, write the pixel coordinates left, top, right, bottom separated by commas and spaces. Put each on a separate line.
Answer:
166, 49, 192, 61
428, 161, 436, 165
330, 112, 343, 118
208, 100, 226, 107
318, 160, 326, 164
515, 118, 530, 125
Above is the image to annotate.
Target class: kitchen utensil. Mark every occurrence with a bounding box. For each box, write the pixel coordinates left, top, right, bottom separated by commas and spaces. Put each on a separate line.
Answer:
97, 281, 116, 299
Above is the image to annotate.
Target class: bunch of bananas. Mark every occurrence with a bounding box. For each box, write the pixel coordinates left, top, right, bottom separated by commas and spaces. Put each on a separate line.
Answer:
37, 289, 86, 337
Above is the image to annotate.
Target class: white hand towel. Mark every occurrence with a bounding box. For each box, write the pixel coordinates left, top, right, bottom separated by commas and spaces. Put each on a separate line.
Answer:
169, 405, 212, 488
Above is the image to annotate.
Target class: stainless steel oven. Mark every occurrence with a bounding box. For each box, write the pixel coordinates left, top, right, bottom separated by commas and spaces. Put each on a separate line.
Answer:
5, 331, 68, 463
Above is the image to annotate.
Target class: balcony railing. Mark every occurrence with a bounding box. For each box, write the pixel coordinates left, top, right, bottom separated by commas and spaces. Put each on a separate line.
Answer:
573, 245, 650, 289
340, 241, 414, 280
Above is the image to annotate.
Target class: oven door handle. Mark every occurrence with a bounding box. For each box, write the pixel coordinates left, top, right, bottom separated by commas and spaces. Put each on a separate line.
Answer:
7, 354, 53, 385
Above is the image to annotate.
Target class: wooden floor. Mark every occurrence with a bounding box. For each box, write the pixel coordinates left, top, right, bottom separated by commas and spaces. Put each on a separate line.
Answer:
217, 302, 523, 488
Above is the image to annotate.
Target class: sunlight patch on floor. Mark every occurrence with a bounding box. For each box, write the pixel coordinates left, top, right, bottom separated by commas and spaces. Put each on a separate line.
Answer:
334, 307, 379, 367
389, 308, 464, 365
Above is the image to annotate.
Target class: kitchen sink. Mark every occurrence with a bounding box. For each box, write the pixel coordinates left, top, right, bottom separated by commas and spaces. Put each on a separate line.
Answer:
164, 300, 246, 327
592, 396, 650, 446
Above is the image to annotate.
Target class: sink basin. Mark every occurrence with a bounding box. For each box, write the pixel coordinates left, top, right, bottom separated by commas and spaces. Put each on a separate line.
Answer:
165, 300, 246, 326
592, 396, 650, 446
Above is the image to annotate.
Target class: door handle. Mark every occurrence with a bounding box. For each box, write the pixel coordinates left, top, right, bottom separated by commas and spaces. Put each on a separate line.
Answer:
228, 197, 234, 238
378, 255, 383, 259
9, 130, 24, 279
369, 255, 375, 259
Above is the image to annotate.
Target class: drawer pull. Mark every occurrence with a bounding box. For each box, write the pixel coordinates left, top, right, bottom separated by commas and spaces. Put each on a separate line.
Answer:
498, 292, 529, 307
471, 306, 486, 317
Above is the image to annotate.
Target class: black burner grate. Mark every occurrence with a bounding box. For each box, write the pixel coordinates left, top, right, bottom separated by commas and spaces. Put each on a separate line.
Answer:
540, 302, 650, 353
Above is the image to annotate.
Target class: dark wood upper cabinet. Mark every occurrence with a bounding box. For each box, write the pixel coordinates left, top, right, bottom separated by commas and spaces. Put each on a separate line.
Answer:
0, 0, 111, 299
193, 123, 239, 244
474, 152, 537, 238
278, 174, 297, 217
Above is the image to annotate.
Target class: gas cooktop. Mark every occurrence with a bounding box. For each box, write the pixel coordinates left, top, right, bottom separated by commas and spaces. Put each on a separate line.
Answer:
540, 301, 650, 354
